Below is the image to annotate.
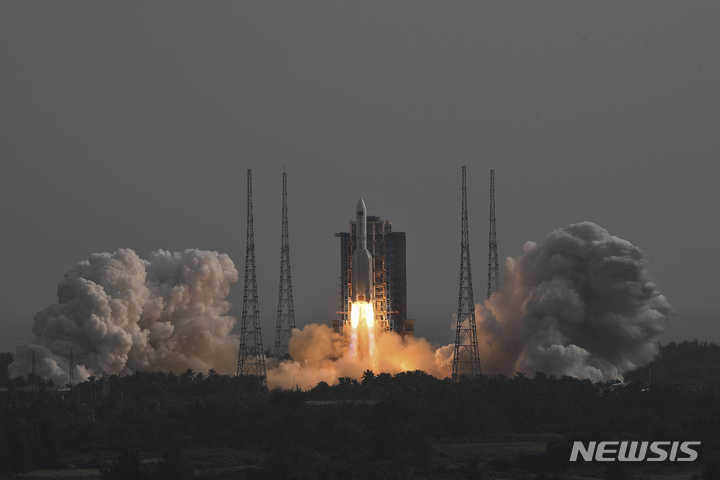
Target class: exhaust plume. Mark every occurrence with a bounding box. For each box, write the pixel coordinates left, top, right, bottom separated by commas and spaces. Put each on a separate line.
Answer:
266, 324, 454, 390
269, 222, 673, 389
477, 222, 674, 381
9, 248, 240, 385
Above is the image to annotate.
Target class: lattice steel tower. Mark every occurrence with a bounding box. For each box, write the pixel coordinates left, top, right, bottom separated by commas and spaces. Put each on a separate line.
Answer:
487, 169, 499, 299
275, 169, 295, 359
237, 169, 267, 383
69, 348, 75, 386
452, 166, 481, 380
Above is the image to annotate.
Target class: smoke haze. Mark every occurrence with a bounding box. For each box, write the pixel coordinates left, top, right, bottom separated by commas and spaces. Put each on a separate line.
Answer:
477, 222, 674, 381
9, 249, 240, 385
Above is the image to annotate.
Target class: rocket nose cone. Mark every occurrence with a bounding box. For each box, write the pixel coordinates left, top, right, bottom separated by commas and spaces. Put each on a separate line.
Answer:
357, 198, 367, 213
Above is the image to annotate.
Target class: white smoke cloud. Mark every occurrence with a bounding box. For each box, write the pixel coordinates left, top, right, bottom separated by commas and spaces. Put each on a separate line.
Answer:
9, 249, 240, 385
477, 222, 674, 381
10, 222, 671, 388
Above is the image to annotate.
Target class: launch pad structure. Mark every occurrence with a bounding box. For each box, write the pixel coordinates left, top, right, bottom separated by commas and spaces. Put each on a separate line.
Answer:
233, 166, 492, 385
334, 202, 414, 340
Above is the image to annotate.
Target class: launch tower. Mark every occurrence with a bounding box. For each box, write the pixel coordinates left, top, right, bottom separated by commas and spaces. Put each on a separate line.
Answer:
335, 203, 414, 339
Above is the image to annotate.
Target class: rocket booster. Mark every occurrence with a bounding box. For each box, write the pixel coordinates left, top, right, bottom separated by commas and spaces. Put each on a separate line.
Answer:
351, 198, 373, 303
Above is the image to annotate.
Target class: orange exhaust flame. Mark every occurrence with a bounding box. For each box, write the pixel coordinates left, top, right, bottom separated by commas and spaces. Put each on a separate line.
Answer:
266, 322, 455, 391
349, 302, 375, 362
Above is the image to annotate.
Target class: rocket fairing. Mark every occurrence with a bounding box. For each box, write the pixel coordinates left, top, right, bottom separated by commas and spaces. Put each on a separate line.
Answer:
351, 198, 374, 303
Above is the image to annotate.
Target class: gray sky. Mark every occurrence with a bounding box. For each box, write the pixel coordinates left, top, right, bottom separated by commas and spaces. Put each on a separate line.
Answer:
1, 1, 718, 353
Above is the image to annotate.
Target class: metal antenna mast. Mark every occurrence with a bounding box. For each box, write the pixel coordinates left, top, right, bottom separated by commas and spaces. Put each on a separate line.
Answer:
69, 348, 75, 386
452, 166, 481, 380
275, 168, 296, 359
237, 169, 267, 383
102, 370, 109, 397
487, 169, 499, 299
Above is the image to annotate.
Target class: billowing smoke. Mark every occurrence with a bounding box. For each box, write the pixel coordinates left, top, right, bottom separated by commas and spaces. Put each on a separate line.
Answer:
267, 324, 454, 390
9, 249, 240, 385
10, 222, 672, 388
477, 222, 674, 381
262, 222, 675, 388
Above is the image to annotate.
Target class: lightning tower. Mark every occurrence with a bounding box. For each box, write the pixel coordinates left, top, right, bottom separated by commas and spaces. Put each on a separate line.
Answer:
237, 169, 267, 383
275, 169, 295, 359
69, 348, 75, 386
102, 370, 109, 397
452, 166, 481, 380
487, 169, 499, 299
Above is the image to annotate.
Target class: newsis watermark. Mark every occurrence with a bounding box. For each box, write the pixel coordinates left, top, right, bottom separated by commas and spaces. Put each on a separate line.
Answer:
570, 441, 701, 462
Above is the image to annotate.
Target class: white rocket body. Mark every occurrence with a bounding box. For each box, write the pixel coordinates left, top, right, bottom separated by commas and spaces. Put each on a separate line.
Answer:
351, 198, 373, 303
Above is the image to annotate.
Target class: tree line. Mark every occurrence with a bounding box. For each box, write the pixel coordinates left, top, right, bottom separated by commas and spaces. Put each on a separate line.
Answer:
0, 340, 717, 479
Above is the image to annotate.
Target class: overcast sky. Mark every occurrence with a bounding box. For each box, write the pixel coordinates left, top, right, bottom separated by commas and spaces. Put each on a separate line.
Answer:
1, 2, 718, 353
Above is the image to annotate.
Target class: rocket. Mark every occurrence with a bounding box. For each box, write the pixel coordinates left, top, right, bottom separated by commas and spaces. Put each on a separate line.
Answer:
351, 198, 373, 303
